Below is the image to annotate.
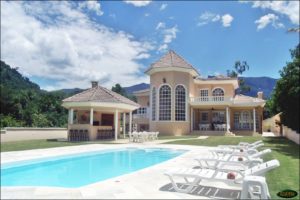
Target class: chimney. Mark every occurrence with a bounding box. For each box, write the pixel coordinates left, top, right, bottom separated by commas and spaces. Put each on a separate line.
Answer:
91, 81, 98, 88
257, 91, 264, 99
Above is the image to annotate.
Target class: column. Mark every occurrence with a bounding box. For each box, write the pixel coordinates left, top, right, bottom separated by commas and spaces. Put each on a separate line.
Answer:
190, 107, 194, 132
253, 108, 256, 133
123, 112, 126, 138
69, 109, 74, 124
129, 111, 132, 133
90, 108, 93, 125
114, 109, 119, 140
226, 107, 230, 132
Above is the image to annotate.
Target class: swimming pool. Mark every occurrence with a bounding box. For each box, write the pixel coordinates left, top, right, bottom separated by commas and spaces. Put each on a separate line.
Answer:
1, 148, 186, 188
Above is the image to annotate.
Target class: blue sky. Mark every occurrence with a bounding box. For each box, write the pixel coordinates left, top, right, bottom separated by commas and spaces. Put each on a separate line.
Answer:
1, 1, 299, 90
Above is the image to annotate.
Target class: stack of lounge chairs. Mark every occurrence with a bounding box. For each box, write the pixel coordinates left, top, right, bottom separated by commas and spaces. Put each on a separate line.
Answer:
130, 131, 159, 143
164, 140, 280, 199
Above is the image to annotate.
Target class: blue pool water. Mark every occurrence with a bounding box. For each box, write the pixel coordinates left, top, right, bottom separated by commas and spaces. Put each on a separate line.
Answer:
1, 148, 186, 188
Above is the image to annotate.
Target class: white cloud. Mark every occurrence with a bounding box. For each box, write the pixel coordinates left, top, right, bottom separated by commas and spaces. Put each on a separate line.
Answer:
255, 13, 285, 30
79, 0, 103, 16
124, 1, 151, 7
221, 14, 234, 27
250, 1, 299, 25
160, 3, 168, 11
1, 1, 153, 90
157, 25, 178, 52
155, 22, 166, 30
197, 12, 233, 28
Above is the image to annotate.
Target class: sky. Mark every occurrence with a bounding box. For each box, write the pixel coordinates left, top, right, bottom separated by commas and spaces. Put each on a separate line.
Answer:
1, 0, 299, 91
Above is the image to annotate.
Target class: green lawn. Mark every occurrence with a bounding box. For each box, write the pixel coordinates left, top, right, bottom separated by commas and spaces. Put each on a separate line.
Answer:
164, 136, 300, 199
0, 139, 122, 152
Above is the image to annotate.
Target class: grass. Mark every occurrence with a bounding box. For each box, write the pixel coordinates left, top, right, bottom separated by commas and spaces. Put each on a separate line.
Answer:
164, 136, 300, 199
0, 139, 122, 152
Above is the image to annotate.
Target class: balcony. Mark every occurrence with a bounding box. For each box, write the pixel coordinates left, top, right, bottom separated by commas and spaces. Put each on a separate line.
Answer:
190, 96, 233, 106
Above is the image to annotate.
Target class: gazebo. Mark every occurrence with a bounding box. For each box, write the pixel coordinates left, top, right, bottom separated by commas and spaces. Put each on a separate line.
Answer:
62, 81, 140, 141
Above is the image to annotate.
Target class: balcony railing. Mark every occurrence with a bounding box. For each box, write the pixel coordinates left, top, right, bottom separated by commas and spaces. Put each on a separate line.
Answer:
190, 96, 233, 104
133, 107, 150, 119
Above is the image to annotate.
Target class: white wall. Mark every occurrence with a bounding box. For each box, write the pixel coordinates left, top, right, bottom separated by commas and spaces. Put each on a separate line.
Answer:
282, 126, 300, 145
1, 128, 67, 142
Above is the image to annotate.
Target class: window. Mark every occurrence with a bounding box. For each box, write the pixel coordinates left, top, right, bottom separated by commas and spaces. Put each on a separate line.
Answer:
175, 85, 186, 121
137, 107, 147, 114
200, 89, 209, 101
212, 88, 224, 101
234, 111, 255, 130
159, 85, 171, 121
152, 87, 156, 121
212, 111, 225, 123
201, 112, 209, 122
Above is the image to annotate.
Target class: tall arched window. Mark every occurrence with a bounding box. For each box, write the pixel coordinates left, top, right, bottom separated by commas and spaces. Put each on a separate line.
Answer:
151, 87, 156, 121
212, 88, 224, 101
159, 85, 171, 121
175, 85, 186, 121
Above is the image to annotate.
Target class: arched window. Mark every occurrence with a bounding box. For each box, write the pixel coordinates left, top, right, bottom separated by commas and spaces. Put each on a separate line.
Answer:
151, 87, 156, 121
212, 88, 224, 101
175, 85, 186, 121
159, 85, 171, 121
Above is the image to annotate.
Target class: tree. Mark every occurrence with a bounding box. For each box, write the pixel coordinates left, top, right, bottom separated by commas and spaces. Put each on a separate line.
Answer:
112, 84, 126, 96
267, 44, 300, 132
227, 60, 251, 93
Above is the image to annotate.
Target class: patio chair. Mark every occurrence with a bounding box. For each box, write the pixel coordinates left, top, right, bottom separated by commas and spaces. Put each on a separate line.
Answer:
164, 159, 280, 193
210, 144, 264, 158
218, 140, 263, 149
195, 149, 272, 170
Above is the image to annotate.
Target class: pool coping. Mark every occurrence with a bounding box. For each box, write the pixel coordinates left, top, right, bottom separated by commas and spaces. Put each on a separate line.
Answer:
1, 143, 241, 199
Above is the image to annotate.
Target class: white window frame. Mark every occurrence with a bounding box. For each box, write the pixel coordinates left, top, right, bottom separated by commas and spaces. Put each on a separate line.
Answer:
158, 84, 172, 121
175, 84, 186, 121
151, 87, 156, 121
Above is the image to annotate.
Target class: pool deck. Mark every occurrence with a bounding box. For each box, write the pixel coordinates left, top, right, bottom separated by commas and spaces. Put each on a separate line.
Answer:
1, 143, 242, 199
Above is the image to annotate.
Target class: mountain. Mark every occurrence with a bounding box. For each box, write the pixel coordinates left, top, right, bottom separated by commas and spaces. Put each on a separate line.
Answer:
122, 77, 277, 99
55, 88, 85, 95
123, 83, 150, 94
240, 77, 277, 98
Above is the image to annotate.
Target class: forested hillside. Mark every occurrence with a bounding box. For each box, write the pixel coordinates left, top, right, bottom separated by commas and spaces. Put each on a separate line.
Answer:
0, 61, 72, 128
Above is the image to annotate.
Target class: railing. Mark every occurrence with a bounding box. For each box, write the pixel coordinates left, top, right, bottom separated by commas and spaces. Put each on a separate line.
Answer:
190, 96, 233, 104
133, 113, 150, 119
133, 107, 150, 119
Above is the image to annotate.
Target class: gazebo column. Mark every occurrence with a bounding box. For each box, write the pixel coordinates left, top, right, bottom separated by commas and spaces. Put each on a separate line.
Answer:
114, 109, 119, 140
253, 108, 256, 133
69, 108, 74, 124
226, 107, 230, 132
90, 108, 93, 125
123, 112, 126, 138
129, 111, 132, 133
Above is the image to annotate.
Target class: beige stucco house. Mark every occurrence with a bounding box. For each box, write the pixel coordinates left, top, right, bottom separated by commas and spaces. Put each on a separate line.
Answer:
132, 50, 265, 136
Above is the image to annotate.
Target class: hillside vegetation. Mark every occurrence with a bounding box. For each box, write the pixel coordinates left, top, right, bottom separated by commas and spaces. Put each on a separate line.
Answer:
0, 61, 72, 128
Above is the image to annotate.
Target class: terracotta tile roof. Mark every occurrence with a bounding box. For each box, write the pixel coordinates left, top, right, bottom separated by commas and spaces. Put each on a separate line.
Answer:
63, 85, 140, 107
145, 50, 199, 74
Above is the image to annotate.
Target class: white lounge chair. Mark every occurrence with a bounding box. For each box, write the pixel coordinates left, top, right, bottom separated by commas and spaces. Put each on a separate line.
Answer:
164, 159, 280, 193
213, 143, 264, 157
218, 140, 263, 149
195, 149, 272, 170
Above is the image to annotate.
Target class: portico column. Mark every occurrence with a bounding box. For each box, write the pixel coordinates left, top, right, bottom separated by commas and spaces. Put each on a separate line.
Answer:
253, 108, 256, 133
90, 108, 93, 125
129, 111, 132, 132
190, 107, 194, 132
69, 109, 74, 124
226, 107, 230, 132
123, 112, 126, 138
114, 109, 119, 140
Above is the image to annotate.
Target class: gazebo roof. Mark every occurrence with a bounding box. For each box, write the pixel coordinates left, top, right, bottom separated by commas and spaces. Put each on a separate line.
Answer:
62, 85, 140, 109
